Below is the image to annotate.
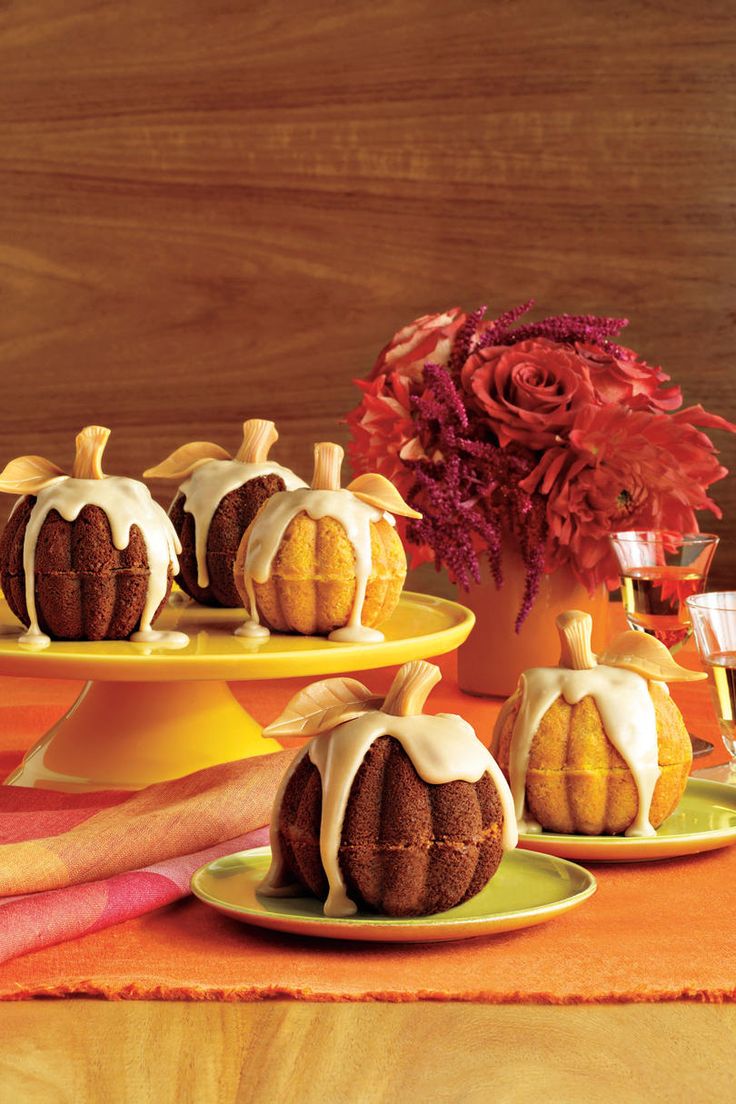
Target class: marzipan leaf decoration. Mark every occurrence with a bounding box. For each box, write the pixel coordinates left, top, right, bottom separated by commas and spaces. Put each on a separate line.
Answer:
0, 424, 113, 493
143, 441, 232, 481
262, 677, 383, 739
0, 455, 67, 495
346, 473, 422, 520
144, 419, 282, 480
598, 630, 706, 683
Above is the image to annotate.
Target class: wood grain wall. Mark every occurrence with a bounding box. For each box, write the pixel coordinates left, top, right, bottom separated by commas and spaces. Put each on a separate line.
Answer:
1, 0, 734, 587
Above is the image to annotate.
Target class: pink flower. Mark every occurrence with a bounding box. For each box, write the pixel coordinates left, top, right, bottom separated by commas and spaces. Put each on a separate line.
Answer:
368, 308, 466, 382
523, 404, 735, 588
346, 372, 433, 567
347, 373, 415, 483
461, 338, 597, 449
574, 342, 682, 411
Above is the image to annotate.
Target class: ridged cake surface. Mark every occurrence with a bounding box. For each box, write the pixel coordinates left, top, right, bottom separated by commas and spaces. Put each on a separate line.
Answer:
491, 612, 701, 837
238, 511, 406, 635
260, 662, 517, 919
0, 498, 172, 641
170, 473, 286, 607
277, 735, 506, 917
494, 681, 692, 836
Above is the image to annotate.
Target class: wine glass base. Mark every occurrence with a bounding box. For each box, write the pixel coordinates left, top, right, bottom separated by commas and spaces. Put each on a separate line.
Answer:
690, 734, 714, 758
691, 762, 736, 785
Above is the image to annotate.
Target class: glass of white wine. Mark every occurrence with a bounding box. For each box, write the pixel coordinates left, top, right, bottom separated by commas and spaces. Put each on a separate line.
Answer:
610, 531, 720, 652
686, 591, 736, 784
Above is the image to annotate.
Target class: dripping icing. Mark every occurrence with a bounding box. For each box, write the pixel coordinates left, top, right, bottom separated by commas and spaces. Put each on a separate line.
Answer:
128, 628, 189, 648
234, 619, 270, 639
21, 476, 183, 643
260, 712, 518, 917
177, 459, 306, 589
496, 664, 661, 837
239, 488, 387, 643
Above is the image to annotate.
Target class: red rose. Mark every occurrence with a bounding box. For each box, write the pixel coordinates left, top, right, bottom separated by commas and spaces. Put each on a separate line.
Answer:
461, 338, 597, 449
574, 343, 682, 411
368, 308, 466, 382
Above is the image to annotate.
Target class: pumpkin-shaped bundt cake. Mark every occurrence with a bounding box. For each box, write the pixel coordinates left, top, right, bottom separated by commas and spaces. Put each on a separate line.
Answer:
0, 426, 180, 643
492, 610, 702, 837
233, 442, 421, 641
144, 419, 305, 607
260, 660, 517, 917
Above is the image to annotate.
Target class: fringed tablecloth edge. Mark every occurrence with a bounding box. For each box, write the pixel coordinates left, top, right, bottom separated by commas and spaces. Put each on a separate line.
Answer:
1, 982, 735, 1004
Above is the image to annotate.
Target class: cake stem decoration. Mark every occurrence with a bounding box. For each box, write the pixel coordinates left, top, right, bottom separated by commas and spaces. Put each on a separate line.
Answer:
311, 440, 343, 491
382, 658, 442, 715
235, 419, 279, 464
557, 609, 597, 670
72, 425, 110, 479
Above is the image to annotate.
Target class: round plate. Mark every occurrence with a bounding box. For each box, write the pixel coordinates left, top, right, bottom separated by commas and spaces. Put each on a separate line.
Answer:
516, 778, 736, 862
191, 845, 596, 943
0, 591, 474, 682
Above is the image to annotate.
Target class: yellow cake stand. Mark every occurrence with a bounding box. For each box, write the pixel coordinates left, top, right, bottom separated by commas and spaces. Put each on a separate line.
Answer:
0, 592, 474, 792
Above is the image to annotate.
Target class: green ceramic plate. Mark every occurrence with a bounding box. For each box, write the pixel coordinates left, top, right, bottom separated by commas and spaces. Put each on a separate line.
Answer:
517, 778, 736, 862
191, 846, 596, 943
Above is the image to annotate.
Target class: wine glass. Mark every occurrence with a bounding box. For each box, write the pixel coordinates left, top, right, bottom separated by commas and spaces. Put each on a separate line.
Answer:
686, 592, 736, 784
610, 530, 719, 652
610, 530, 720, 758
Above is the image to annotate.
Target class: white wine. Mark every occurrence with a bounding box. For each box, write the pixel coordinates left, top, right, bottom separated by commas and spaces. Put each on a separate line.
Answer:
620, 565, 705, 651
707, 651, 736, 759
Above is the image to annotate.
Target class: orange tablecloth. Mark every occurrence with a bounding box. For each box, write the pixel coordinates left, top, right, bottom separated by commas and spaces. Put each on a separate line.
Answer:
0, 650, 734, 1004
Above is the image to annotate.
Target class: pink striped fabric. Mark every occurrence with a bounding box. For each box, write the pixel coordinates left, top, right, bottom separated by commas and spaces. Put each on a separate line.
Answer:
0, 751, 294, 964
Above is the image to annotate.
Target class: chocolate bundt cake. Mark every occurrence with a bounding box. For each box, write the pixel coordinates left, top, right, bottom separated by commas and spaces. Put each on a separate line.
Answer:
233, 442, 421, 642
276, 735, 506, 917
169, 472, 288, 607
0, 426, 181, 644
260, 661, 518, 917
144, 419, 305, 607
1, 498, 172, 641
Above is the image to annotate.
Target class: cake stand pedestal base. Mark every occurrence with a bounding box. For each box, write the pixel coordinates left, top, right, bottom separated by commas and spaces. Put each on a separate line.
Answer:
4, 680, 281, 792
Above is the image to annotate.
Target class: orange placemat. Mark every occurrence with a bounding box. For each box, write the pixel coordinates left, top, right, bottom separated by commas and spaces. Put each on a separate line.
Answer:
0, 650, 734, 1004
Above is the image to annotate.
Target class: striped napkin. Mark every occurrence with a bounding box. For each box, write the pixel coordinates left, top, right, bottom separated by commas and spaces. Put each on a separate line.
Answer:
0, 751, 294, 964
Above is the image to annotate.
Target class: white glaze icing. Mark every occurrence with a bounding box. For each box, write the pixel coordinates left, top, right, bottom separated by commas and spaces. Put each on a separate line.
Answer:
177, 459, 306, 589
239, 488, 387, 643
128, 628, 189, 648
494, 664, 661, 838
260, 711, 518, 917
234, 619, 270, 639
18, 632, 50, 650
19, 476, 183, 644
258, 743, 311, 898
327, 624, 384, 644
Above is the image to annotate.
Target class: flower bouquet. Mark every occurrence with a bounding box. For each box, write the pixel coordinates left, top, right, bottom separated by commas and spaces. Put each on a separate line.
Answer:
346, 302, 734, 692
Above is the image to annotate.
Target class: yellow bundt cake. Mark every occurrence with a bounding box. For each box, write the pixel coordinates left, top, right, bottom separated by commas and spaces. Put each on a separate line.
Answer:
233, 442, 420, 642
492, 610, 702, 837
